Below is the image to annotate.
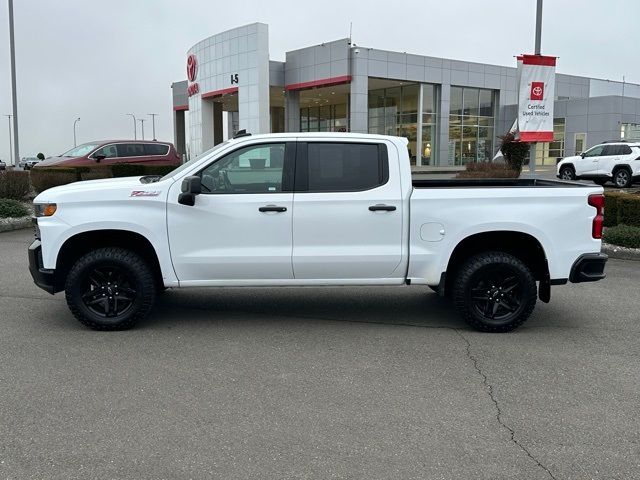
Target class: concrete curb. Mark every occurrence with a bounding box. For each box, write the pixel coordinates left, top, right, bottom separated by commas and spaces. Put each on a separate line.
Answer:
0, 217, 32, 233
602, 242, 640, 262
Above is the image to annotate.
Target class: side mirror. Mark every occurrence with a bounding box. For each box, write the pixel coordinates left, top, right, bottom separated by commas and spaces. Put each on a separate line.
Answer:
178, 175, 202, 206
580, 153, 585, 158
94, 154, 106, 162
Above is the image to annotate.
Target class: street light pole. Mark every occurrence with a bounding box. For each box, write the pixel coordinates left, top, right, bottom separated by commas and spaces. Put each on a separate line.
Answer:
534, 0, 543, 55
530, 0, 543, 176
138, 119, 145, 140
148, 113, 158, 140
73, 117, 80, 147
126, 113, 137, 140
8, 0, 20, 167
5, 115, 12, 167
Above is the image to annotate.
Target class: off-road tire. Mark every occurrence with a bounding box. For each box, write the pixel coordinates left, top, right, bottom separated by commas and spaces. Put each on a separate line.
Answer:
65, 247, 156, 330
453, 252, 537, 333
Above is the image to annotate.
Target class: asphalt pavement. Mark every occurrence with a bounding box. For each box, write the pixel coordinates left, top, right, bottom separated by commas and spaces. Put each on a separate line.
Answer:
0, 228, 638, 479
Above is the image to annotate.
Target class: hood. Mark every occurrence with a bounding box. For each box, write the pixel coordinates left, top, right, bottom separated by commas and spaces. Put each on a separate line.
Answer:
35, 156, 77, 167
34, 176, 153, 203
559, 155, 581, 165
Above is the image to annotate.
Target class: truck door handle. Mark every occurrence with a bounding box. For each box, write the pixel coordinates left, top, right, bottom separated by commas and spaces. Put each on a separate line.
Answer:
369, 204, 396, 212
259, 205, 287, 213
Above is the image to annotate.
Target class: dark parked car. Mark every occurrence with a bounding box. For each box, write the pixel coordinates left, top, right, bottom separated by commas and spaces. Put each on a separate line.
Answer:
0, 159, 6, 170
34, 140, 181, 169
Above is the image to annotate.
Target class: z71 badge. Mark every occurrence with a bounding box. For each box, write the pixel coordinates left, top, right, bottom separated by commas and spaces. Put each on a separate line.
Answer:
130, 190, 161, 197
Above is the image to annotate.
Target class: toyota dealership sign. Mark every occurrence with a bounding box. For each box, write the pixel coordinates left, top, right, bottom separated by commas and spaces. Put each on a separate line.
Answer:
187, 54, 199, 97
516, 54, 557, 142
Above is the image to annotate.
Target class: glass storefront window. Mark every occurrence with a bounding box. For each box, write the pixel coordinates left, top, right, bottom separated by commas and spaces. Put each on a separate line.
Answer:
369, 82, 437, 165
479, 89, 493, 117
300, 104, 350, 132
463, 89, 479, 117
422, 85, 435, 114
621, 123, 640, 141
401, 84, 419, 117
448, 87, 495, 165
422, 125, 434, 164
450, 87, 463, 116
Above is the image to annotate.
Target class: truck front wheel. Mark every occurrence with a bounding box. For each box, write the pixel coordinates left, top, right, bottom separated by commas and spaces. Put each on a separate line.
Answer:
453, 252, 537, 332
65, 247, 156, 330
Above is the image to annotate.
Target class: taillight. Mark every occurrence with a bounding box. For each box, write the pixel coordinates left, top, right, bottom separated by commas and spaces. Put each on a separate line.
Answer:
588, 193, 605, 239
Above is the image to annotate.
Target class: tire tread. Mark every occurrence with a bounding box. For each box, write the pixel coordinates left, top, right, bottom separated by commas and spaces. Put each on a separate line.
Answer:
65, 247, 156, 331
452, 251, 537, 333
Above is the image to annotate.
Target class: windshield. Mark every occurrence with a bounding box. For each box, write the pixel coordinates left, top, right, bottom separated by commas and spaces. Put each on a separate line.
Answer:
60, 143, 101, 158
160, 140, 231, 181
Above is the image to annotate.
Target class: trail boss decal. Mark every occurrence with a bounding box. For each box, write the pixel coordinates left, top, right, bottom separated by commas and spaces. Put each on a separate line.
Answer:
130, 190, 161, 197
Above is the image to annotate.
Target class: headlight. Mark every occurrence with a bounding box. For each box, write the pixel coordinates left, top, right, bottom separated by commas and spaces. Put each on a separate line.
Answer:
34, 203, 57, 217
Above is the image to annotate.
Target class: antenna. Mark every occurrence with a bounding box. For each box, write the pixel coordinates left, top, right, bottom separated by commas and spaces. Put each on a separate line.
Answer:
349, 22, 353, 45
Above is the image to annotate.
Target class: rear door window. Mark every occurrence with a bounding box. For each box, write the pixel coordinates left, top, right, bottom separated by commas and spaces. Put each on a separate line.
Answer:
144, 143, 169, 156
618, 144, 632, 155
300, 143, 388, 192
117, 143, 146, 157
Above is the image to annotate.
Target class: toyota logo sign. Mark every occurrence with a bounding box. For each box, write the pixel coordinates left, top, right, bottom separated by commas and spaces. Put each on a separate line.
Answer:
530, 82, 544, 101
187, 54, 197, 82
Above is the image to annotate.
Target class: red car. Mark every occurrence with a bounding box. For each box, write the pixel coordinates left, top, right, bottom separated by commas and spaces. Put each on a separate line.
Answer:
35, 140, 181, 168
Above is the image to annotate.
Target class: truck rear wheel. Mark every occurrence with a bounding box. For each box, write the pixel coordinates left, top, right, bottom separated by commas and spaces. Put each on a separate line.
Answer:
453, 252, 537, 332
65, 247, 156, 330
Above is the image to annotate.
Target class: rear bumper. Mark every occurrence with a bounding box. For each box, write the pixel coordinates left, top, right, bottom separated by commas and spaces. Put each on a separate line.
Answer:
28, 240, 57, 294
569, 253, 608, 283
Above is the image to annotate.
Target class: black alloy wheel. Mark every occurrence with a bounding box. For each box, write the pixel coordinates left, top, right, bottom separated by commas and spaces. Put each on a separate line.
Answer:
469, 268, 524, 323
81, 265, 137, 318
453, 252, 537, 332
65, 247, 156, 330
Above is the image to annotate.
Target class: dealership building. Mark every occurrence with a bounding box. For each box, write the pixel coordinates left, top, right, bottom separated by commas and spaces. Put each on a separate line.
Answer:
171, 22, 640, 166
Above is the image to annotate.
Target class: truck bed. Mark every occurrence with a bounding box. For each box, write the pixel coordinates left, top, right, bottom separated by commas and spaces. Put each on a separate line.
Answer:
412, 178, 589, 188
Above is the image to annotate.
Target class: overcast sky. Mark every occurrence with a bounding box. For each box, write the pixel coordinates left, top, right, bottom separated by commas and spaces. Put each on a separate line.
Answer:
0, 0, 638, 159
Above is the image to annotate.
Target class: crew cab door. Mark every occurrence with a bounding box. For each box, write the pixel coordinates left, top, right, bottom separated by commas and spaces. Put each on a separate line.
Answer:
595, 144, 619, 175
599, 144, 629, 175
575, 144, 604, 175
292, 141, 403, 280
167, 142, 295, 282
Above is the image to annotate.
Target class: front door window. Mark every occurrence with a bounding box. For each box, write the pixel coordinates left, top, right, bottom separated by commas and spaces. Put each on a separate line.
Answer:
583, 145, 604, 158
199, 143, 286, 194
92, 145, 118, 159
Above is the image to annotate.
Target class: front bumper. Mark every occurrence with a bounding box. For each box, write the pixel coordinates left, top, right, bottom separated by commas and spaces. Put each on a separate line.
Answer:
28, 240, 57, 294
569, 253, 608, 283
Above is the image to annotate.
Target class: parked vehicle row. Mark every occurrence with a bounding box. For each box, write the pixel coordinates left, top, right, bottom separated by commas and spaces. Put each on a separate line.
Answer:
557, 141, 640, 188
30, 132, 607, 333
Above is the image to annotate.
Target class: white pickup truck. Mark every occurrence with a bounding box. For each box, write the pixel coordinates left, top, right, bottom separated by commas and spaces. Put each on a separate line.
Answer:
29, 132, 607, 332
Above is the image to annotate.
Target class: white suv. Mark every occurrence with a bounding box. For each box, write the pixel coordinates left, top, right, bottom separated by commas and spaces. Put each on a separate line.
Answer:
557, 142, 640, 188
